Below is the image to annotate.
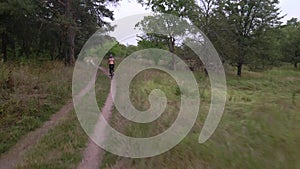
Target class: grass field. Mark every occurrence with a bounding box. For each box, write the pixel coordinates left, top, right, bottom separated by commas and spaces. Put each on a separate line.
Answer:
1, 61, 299, 169
101, 66, 300, 169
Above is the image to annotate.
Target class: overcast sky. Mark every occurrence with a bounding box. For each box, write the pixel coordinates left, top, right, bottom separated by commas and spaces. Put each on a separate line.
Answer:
111, 0, 299, 22
280, 0, 300, 21
106, 0, 300, 45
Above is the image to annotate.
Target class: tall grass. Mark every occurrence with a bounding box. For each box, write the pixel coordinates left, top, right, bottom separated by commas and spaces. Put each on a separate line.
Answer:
15, 70, 111, 169
0, 62, 73, 154
101, 66, 300, 169
4, 62, 299, 169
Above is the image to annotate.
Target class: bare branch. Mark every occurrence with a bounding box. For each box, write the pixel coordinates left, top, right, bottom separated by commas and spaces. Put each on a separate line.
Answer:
57, 0, 66, 7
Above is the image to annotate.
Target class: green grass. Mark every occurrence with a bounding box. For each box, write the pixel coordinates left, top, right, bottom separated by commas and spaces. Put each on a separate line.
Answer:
101, 66, 300, 169
15, 69, 111, 169
16, 111, 87, 169
3, 60, 299, 169
0, 62, 72, 155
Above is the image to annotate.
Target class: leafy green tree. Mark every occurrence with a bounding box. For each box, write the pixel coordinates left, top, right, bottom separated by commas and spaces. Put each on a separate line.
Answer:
136, 14, 191, 70
248, 27, 283, 70
137, 0, 195, 17
126, 45, 139, 56
137, 35, 168, 50
0, 0, 37, 61
215, 0, 282, 76
138, 0, 284, 75
280, 18, 300, 69
187, 0, 218, 36
110, 43, 127, 57
43, 0, 118, 66
0, 0, 118, 65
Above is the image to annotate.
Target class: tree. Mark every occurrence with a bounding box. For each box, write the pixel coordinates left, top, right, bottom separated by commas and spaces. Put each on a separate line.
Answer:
0, 0, 118, 64
137, 35, 168, 50
43, 0, 118, 66
215, 0, 282, 76
280, 18, 300, 69
0, 0, 36, 61
136, 14, 190, 70
137, 0, 196, 17
126, 45, 139, 56
137, 0, 219, 36
248, 27, 282, 70
109, 43, 127, 57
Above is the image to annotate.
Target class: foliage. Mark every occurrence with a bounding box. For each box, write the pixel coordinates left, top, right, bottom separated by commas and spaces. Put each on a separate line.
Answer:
0, 0, 118, 64
280, 18, 300, 69
137, 0, 289, 76
213, 0, 283, 76
136, 14, 195, 70
109, 43, 127, 57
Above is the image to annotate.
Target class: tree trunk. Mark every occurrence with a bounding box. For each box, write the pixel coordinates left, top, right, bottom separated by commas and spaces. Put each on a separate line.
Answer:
66, 25, 75, 66
57, 35, 64, 60
237, 63, 243, 77
11, 38, 16, 58
2, 32, 8, 62
20, 39, 29, 58
64, 46, 68, 65
65, 0, 75, 66
168, 37, 176, 70
24, 44, 30, 59
295, 62, 298, 69
50, 43, 55, 61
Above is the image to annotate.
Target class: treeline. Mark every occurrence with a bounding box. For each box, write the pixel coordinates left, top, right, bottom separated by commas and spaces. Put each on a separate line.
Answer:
0, 0, 118, 66
133, 0, 300, 76
1, 0, 299, 76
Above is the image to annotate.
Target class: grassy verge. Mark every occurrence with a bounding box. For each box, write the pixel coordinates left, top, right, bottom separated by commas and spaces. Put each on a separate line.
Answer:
0, 62, 73, 155
101, 66, 300, 169
16, 69, 111, 168
15, 111, 86, 169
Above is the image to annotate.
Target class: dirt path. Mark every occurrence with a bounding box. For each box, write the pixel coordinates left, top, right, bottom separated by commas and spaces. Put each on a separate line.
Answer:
77, 85, 114, 169
0, 71, 99, 169
78, 67, 115, 169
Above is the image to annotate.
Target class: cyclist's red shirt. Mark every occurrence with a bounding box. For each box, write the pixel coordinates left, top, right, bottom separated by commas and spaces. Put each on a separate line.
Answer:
109, 58, 115, 65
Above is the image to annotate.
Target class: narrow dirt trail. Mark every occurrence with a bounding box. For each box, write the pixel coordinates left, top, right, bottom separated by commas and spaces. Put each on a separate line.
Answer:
0, 101, 74, 169
78, 67, 115, 169
0, 71, 99, 169
77, 84, 114, 169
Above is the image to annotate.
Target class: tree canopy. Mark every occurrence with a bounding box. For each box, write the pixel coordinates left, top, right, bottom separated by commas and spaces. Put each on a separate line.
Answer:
280, 18, 300, 68
1, 0, 299, 75
136, 0, 291, 76
0, 0, 118, 65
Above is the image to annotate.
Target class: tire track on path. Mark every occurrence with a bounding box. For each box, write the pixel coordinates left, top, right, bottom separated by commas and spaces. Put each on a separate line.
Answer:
0, 70, 99, 169
77, 67, 115, 169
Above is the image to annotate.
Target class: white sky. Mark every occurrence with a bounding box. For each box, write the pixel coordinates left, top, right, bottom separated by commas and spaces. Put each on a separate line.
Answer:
106, 0, 300, 45
280, 0, 300, 22
110, 0, 151, 20
111, 0, 299, 22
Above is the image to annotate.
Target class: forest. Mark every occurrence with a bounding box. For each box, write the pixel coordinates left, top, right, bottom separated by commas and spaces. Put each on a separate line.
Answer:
0, 0, 299, 75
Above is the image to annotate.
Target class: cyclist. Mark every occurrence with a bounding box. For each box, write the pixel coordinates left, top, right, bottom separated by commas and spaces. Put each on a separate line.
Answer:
108, 54, 115, 78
